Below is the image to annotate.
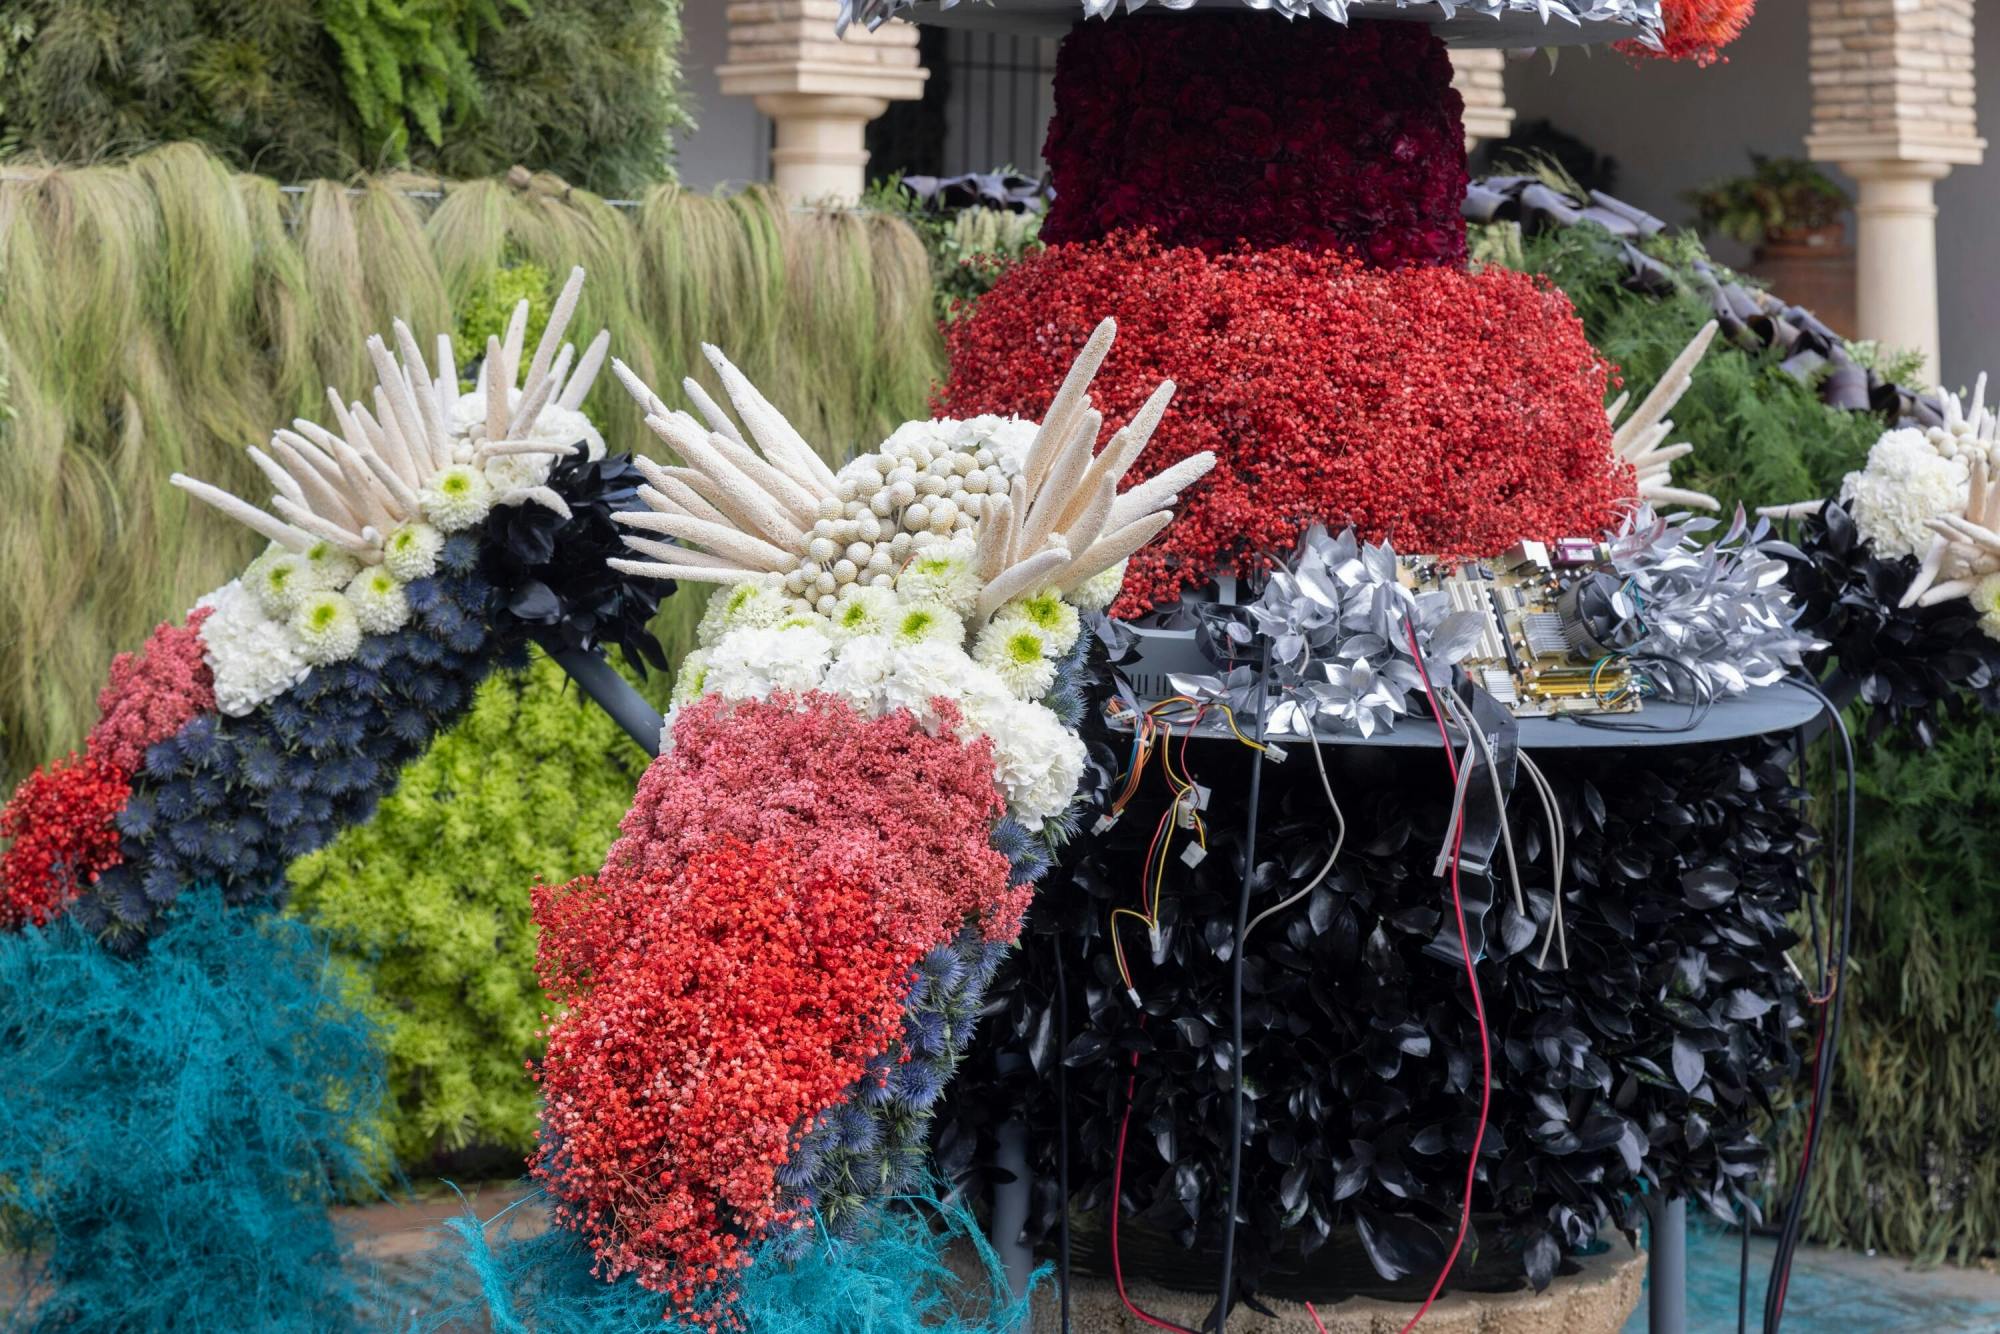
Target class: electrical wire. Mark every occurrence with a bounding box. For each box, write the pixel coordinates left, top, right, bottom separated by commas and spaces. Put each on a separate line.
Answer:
1241, 727, 1345, 949
1110, 1021, 1199, 1334
1762, 676, 1857, 1333
1399, 620, 1494, 1334
1518, 752, 1571, 970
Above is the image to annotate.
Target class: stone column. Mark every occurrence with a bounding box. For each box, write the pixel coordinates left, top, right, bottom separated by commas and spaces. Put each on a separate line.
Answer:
1451, 48, 1515, 153
1805, 0, 1984, 381
719, 1, 929, 205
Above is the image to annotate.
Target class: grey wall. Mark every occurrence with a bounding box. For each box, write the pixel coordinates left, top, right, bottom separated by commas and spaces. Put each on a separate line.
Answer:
1503, 5, 1997, 389
673, 1, 770, 192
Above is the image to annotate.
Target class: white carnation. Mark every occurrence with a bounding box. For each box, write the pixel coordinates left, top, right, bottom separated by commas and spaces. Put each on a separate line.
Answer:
881, 638, 982, 726
958, 690, 1085, 831
1840, 428, 1968, 559
1071, 559, 1128, 613
195, 580, 313, 717
820, 634, 898, 713
704, 623, 832, 702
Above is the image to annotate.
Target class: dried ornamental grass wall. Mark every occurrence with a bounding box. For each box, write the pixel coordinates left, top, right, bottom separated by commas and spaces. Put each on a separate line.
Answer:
0, 143, 943, 787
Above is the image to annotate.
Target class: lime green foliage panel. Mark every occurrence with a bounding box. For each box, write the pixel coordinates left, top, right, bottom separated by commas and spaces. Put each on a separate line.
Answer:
288, 652, 655, 1164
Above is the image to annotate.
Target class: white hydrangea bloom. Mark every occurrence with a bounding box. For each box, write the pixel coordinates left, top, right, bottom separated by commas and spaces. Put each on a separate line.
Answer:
1070, 559, 1129, 613
382, 522, 445, 582
704, 623, 833, 702
1840, 428, 1969, 560
974, 618, 1059, 700
346, 567, 411, 635
195, 580, 313, 717
290, 591, 363, 665
820, 633, 897, 713
421, 464, 495, 532
697, 577, 794, 648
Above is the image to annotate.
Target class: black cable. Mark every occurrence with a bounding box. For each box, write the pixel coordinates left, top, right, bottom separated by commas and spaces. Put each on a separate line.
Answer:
1053, 937, 1073, 1334
1214, 648, 1270, 1333
1738, 1204, 1751, 1334
1761, 676, 1856, 1333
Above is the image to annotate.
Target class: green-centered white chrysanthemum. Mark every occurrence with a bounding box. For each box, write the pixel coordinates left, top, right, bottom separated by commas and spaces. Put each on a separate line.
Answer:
828, 584, 899, 642
672, 648, 712, 706
999, 587, 1081, 656
302, 540, 361, 593
894, 538, 982, 613
974, 619, 1058, 699
892, 603, 964, 647
290, 591, 363, 666
345, 567, 411, 635
420, 463, 494, 532
249, 549, 311, 619
1070, 559, 1128, 613
1974, 573, 2000, 617
697, 577, 792, 648
381, 522, 445, 582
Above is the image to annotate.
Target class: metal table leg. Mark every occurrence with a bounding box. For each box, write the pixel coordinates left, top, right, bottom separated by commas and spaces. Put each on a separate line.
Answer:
1647, 1195, 1687, 1334
993, 1120, 1035, 1300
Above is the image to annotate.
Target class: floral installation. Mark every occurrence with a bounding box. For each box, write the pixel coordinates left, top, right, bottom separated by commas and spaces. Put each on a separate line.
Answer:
0, 271, 664, 949
836, 0, 1666, 40
1039, 15, 1469, 266
942, 234, 1638, 614
1620, 0, 1756, 66
525, 320, 1213, 1324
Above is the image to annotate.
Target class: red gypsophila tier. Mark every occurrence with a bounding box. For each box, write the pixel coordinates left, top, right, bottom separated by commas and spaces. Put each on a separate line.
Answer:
87, 607, 216, 772
940, 233, 1631, 617
1619, 0, 1755, 66
0, 754, 131, 931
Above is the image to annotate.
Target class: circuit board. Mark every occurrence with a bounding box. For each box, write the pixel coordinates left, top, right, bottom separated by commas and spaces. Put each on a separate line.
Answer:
1400, 540, 1642, 719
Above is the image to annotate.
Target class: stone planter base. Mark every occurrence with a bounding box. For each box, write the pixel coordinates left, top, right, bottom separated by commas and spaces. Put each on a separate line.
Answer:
1027, 1239, 1645, 1334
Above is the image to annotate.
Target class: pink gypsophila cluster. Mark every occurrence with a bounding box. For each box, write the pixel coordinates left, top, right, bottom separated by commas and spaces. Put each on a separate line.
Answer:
87, 608, 216, 771
610, 692, 1025, 947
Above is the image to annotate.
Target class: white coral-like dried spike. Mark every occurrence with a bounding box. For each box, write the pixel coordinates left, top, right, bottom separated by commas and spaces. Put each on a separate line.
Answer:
175, 267, 611, 563
607, 318, 1217, 625
1608, 320, 1721, 513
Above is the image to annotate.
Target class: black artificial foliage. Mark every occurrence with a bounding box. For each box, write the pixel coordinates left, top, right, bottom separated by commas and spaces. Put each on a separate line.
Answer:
1784, 499, 2000, 745
479, 452, 669, 675
939, 712, 1815, 1305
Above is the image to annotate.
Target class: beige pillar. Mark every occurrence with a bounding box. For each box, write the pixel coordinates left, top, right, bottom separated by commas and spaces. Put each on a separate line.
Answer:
719, 1, 928, 205
1805, 0, 1984, 381
1450, 48, 1515, 153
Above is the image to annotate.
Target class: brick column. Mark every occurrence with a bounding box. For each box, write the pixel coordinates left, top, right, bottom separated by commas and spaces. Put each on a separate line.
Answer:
719, 1, 929, 204
1451, 48, 1515, 152
1806, 0, 1984, 381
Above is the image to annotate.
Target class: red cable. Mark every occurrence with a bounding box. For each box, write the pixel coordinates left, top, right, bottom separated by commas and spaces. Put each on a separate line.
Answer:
1111, 1019, 1199, 1334
1398, 621, 1493, 1334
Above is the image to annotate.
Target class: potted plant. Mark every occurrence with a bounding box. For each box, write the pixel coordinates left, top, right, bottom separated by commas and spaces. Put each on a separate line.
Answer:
1687, 153, 1855, 334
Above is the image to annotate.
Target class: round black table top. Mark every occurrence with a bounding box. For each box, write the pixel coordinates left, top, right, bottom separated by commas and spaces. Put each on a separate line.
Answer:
1117, 680, 1827, 752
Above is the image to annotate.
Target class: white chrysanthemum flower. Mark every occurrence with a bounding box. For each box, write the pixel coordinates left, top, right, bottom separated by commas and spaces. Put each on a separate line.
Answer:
891, 603, 964, 647
290, 591, 363, 665
194, 580, 312, 716
382, 522, 445, 581
999, 587, 1082, 656
1982, 610, 2000, 643
345, 567, 410, 635
820, 634, 897, 713
450, 390, 605, 461
697, 577, 793, 648
421, 464, 495, 532
881, 638, 981, 726
704, 623, 833, 702
301, 541, 360, 593
1973, 573, 2000, 618
671, 649, 712, 707
956, 688, 1085, 831
248, 549, 312, 619
974, 619, 1059, 700
481, 453, 554, 496
828, 584, 900, 643
1840, 428, 1969, 559
896, 538, 983, 613
1071, 559, 1128, 613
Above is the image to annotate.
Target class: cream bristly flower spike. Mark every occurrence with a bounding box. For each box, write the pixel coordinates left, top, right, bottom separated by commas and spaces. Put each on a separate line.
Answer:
606, 317, 1216, 627
172, 266, 608, 560
1607, 320, 1721, 513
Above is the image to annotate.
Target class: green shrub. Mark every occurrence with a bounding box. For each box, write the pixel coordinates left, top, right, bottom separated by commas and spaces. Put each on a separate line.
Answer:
0, 0, 688, 193
287, 651, 654, 1165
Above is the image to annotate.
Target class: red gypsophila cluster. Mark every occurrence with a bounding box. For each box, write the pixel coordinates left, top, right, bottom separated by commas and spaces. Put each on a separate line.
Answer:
1040, 14, 1468, 266
940, 233, 1630, 616
533, 694, 1017, 1323
87, 607, 216, 771
0, 754, 131, 930
1619, 0, 1756, 66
